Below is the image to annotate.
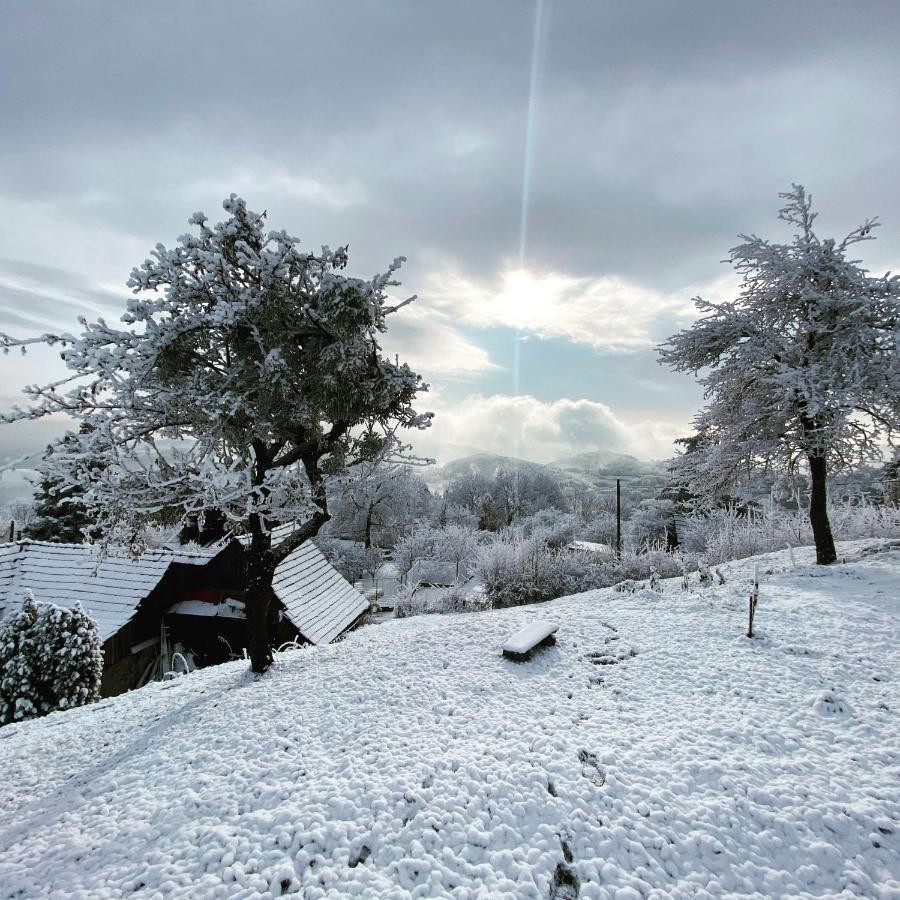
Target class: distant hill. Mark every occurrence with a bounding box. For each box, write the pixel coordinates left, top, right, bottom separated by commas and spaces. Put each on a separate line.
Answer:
423, 451, 669, 499
427, 453, 548, 481
550, 450, 664, 477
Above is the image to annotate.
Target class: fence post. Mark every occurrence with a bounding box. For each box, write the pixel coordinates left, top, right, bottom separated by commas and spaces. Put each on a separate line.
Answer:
615, 479, 621, 558
747, 563, 759, 638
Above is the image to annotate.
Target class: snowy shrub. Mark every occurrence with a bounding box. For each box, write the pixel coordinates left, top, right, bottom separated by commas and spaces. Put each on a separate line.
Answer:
431, 501, 479, 531
678, 501, 900, 564
318, 540, 382, 583
611, 547, 688, 582
0, 594, 104, 726
613, 579, 636, 594
580, 511, 618, 547
517, 509, 582, 549
395, 584, 492, 618
624, 499, 676, 550
476, 537, 596, 607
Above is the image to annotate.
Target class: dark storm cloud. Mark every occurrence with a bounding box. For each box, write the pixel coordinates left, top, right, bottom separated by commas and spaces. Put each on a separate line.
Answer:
2, 0, 898, 283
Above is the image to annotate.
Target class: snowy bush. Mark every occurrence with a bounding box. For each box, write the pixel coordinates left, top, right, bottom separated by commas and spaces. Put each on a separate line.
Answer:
0, 594, 104, 726
624, 499, 676, 550
317, 539, 382, 584
678, 501, 900, 563
476, 537, 596, 607
580, 511, 618, 547
516, 509, 582, 548
395, 584, 491, 618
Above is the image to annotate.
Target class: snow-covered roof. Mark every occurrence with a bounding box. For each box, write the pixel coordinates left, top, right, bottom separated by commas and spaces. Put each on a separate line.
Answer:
0, 540, 218, 641
272, 541, 368, 645
407, 559, 460, 587
568, 540, 613, 554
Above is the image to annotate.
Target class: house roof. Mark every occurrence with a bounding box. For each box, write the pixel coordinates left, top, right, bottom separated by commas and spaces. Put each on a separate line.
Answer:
272, 540, 369, 645
0, 534, 367, 649
0, 540, 219, 641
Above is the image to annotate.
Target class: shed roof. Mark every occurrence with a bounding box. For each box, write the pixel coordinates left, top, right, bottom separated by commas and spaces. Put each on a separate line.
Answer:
0, 540, 218, 641
408, 559, 460, 587
272, 540, 368, 645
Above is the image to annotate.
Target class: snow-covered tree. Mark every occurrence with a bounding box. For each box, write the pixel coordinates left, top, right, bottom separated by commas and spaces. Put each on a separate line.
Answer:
3, 500, 35, 538
393, 523, 479, 579
624, 498, 676, 550
660, 186, 900, 564
328, 453, 431, 548
444, 467, 567, 531
26, 427, 99, 543
1, 196, 432, 671
0, 593, 103, 725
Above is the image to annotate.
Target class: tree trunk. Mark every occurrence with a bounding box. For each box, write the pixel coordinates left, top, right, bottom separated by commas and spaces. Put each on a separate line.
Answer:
245, 534, 275, 673
364, 505, 373, 549
808, 454, 837, 565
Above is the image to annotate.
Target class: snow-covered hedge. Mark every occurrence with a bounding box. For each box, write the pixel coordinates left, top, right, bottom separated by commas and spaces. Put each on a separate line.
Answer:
396, 500, 900, 615
395, 584, 491, 619
678, 501, 900, 561
475, 537, 597, 607
0, 594, 104, 726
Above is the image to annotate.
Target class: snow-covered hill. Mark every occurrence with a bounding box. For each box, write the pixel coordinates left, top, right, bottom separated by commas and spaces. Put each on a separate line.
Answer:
2, 541, 899, 898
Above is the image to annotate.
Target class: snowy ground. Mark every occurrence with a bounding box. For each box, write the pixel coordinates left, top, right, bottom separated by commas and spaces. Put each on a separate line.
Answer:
1, 540, 900, 898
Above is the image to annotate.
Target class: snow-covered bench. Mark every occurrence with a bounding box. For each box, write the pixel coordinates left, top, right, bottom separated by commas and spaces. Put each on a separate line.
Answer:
502, 620, 559, 661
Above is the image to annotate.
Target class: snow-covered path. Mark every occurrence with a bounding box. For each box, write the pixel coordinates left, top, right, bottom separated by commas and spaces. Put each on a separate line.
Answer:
1, 541, 899, 898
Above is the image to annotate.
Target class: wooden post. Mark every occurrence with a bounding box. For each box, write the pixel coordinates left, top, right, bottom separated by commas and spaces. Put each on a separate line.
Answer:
747, 563, 759, 638
8, 521, 14, 543
615, 479, 621, 558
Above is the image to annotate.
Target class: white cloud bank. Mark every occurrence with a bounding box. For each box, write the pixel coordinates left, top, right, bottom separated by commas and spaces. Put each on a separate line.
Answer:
381, 304, 501, 380
424, 266, 694, 351
412, 393, 688, 465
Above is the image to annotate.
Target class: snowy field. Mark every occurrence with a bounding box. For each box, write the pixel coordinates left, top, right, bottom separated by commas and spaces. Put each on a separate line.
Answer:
1, 540, 899, 899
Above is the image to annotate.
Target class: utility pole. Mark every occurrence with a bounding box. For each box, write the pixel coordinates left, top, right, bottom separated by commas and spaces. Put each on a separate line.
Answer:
615, 478, 621, 558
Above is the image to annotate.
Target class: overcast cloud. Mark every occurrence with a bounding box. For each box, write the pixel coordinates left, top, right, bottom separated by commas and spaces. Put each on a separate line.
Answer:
1, 1, 898, 466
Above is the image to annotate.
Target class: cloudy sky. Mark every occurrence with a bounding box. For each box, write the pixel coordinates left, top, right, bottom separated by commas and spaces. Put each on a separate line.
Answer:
1, 1, 899, 468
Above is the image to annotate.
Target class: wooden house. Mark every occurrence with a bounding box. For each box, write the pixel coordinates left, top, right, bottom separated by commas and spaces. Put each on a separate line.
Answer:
0, 535, 368, 697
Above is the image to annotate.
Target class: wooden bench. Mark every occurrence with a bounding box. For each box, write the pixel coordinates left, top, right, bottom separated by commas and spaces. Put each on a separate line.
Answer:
502, 620, 559, 661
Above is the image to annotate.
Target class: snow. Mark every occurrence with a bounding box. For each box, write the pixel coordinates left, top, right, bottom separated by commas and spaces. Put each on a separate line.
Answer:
1, 539, 899, 898
568, 541, 612, 554
501, 620, 558, 656
167, 598, 246, 620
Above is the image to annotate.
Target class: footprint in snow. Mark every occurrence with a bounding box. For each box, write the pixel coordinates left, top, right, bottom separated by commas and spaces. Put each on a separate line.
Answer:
584, 645, 636, 666
812, 691, 855, 717
781, 645, 823, 659
549, 860, 580, 900
578, 749, 606, 786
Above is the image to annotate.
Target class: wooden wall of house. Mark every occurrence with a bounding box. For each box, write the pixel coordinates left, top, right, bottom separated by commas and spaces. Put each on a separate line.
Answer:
99, 542, 248, 696
95, 542, 318, 698
101, 636, 158, 698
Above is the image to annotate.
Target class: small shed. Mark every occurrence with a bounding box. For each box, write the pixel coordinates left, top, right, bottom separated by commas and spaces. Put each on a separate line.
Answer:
404, 558, 466, 588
